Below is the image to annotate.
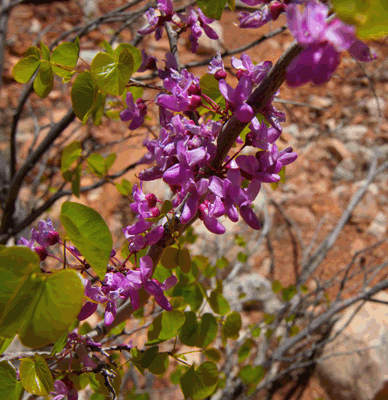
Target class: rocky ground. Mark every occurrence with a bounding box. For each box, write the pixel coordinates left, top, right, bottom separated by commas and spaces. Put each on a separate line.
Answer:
2, 1, 388, 399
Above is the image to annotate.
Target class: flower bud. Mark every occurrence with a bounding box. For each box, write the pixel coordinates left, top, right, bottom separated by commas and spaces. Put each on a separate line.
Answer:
236, 70, 245, 80
214, 70, 227, 80
188, 82, 201, 95
150, 207, 160, 218
35, 246, 48, 261
46, 230, 60, 246
145, 193, 158, 208
269, 2, 285, 21
188, 95, 202, 111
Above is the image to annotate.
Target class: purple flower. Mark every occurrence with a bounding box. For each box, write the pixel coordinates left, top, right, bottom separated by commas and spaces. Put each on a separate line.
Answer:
198, 199, 226, 235
236, 145, 297, 184
139, 256, 177, 310
286, 0, 376, 87
219, 75, 254, 122
138, 0, 174, 40
231, 53, 272, 85
51, 380, 68, 400
138, 49, 157, 72
178, 7, 219, 53
17, 218, 59, 261
208, 52, 227, 80
77, 279, 107, 321
238, 7, 272, 29
120, 92, 147, 130
247, 117, 282, 150
156, 69, 202, 112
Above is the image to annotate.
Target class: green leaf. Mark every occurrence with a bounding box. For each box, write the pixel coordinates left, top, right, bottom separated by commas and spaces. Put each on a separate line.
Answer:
0, 247, 83, 347
227, 0, 235, 11
160, 200, 173, 215
161, 247, 179, 269
237, 252, 248, 263
195, 313, 218, 349
141, 346, 159, 368
180, 362, 219, 400
239, 365, 265, 385
222, 311, 241, 342
200, 74, 224, 106
181, 283, 203, 312
104, 153, 116, 172
272, 280, 283, 294
282, 285, 297, 302
4, 271, 83, 348
91, 50, 134, 96
100, 40, 114, 56
203, 348, 221, 363
0, 361, 24, 400
87, 153, 105, 177
114, 43, 142, 73
170, 365, 187, 385
115, 178, 132, 196
209, 291, 230, 316
331, 0, 388, 39
146, 310, 186, 345
91, 92, 106, 126
71, 165, 81, 198
51, 331, 68, 355
238, 339, 255, 363
130, 348, 145, 374
178, 248, 191, 274
264, 313, 275, 325
0, 337, 13, 355
234, 234, 247, 247
251, 326, 261, 338
179, 311, 198, 346
148, 352, 169, 375
197, 0, 227, 20
40, 42, 50, 61
19, 354, 54, 395
290, 325, 299, 337
78, 321, 92, 335
33, 60, 53, 98
216, 257, 228, 269
60, 201, 113, 279
61, 141, 82, 174
300, 284, 308, 293
50, 42, 79, 78
71, 71, 98, 123
12, 55, 41, 84
25, 46, 41, 59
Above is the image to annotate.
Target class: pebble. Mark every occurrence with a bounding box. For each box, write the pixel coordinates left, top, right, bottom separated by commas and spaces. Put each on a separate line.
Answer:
333, 159, 356, 181
363, 97, 386, 117
366, 212, 387, 238
325, 138, 351, 162
339, 125, 368, 141
309, 95, 333, 108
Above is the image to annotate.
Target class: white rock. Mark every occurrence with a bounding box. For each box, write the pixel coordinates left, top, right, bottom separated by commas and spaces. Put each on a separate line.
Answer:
367, 212, 387, 238
339, 125, 368, 141
315, 292, 388, 400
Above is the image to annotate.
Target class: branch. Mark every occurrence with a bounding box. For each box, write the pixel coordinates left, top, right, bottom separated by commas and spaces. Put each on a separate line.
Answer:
297, 156, 388, 286
0, 160, 138, 243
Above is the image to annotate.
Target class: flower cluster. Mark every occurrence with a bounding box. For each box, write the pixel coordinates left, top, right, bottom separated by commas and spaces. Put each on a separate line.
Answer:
78, 256, 178, 325
17, 218, 60, 261
129, 52, 296, 234
138, 0, 219, 53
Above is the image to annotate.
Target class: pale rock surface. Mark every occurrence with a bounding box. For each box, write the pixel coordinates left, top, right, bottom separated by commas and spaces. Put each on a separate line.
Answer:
223, 273, 283, 314
315, 291, 388, 400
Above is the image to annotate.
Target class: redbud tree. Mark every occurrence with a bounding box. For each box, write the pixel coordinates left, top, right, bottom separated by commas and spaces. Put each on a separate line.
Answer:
0, 0, 387, 399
